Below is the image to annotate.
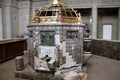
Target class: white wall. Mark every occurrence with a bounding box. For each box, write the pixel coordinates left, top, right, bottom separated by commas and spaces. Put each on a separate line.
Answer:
98, 15, 118, 40
11, 0, 19, 38
32, 1, 49, 16
2, 0, 19, 39
19, 1, 31, 36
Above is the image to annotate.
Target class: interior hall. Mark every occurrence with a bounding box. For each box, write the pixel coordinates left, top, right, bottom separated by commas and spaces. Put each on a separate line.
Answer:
0, 0, 120, 80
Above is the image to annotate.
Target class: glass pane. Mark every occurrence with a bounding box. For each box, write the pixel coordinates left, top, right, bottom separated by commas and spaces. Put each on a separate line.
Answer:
46, 11, 52, 16
71, 12, 77, 17
40, 31, 55, 46
67, 31, 78, 39
52, 11, 59, 16
66, 11, 72, 17
40, 11, 46, 16
61, 11, 66, 16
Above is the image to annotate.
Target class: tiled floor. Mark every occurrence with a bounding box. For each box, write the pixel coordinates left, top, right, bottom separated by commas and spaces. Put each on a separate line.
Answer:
87, 55, 120, 80
0, 55, 120, 80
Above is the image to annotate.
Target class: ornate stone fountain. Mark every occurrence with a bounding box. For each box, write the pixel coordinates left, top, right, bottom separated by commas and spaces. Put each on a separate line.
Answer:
27, 0, 84, 74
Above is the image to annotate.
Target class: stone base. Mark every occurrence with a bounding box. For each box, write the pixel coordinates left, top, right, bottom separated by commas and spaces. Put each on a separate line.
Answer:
15, 64, 88, 80
15, 65, 63, 80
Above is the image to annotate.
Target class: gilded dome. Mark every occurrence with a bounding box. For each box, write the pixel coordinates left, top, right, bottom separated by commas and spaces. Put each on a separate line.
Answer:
30, 0, 82, 24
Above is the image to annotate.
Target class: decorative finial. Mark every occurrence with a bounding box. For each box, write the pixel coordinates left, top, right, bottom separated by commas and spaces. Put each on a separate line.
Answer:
78, 13, 82, 24
52, 0, 61, 5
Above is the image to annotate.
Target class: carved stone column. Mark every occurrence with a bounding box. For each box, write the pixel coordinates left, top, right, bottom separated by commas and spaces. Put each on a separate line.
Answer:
92, 5, 97, 38
118, 8, 120, 40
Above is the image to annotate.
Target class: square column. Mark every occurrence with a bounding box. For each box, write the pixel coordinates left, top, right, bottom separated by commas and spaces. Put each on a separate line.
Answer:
92, 5, 97, 38
0, 8, 3, 40
118, 8, 120, 40
3, 0, 12, 39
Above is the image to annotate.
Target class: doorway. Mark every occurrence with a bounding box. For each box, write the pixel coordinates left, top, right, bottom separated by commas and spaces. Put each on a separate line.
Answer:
103, 24, 112, 40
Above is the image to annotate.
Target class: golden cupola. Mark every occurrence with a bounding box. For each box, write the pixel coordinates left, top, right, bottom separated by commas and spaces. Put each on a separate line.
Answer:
30, 0, 82, 24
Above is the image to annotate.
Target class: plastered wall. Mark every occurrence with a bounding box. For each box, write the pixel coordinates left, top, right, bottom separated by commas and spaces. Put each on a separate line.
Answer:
19, 1, 31, 36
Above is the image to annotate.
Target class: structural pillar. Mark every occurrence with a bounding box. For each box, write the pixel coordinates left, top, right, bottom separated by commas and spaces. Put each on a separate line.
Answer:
92, 5, 97, 38
3, 0, 12, 39
118, 8, 120, 40
0, 8, 3, 40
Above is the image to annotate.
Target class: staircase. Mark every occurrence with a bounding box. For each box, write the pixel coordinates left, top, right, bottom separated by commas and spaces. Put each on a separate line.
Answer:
60, 52, 76, 68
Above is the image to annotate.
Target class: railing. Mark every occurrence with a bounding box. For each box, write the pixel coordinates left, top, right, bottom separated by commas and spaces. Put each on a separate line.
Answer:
0, 38, 27, 62
84, 38, 120, 60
